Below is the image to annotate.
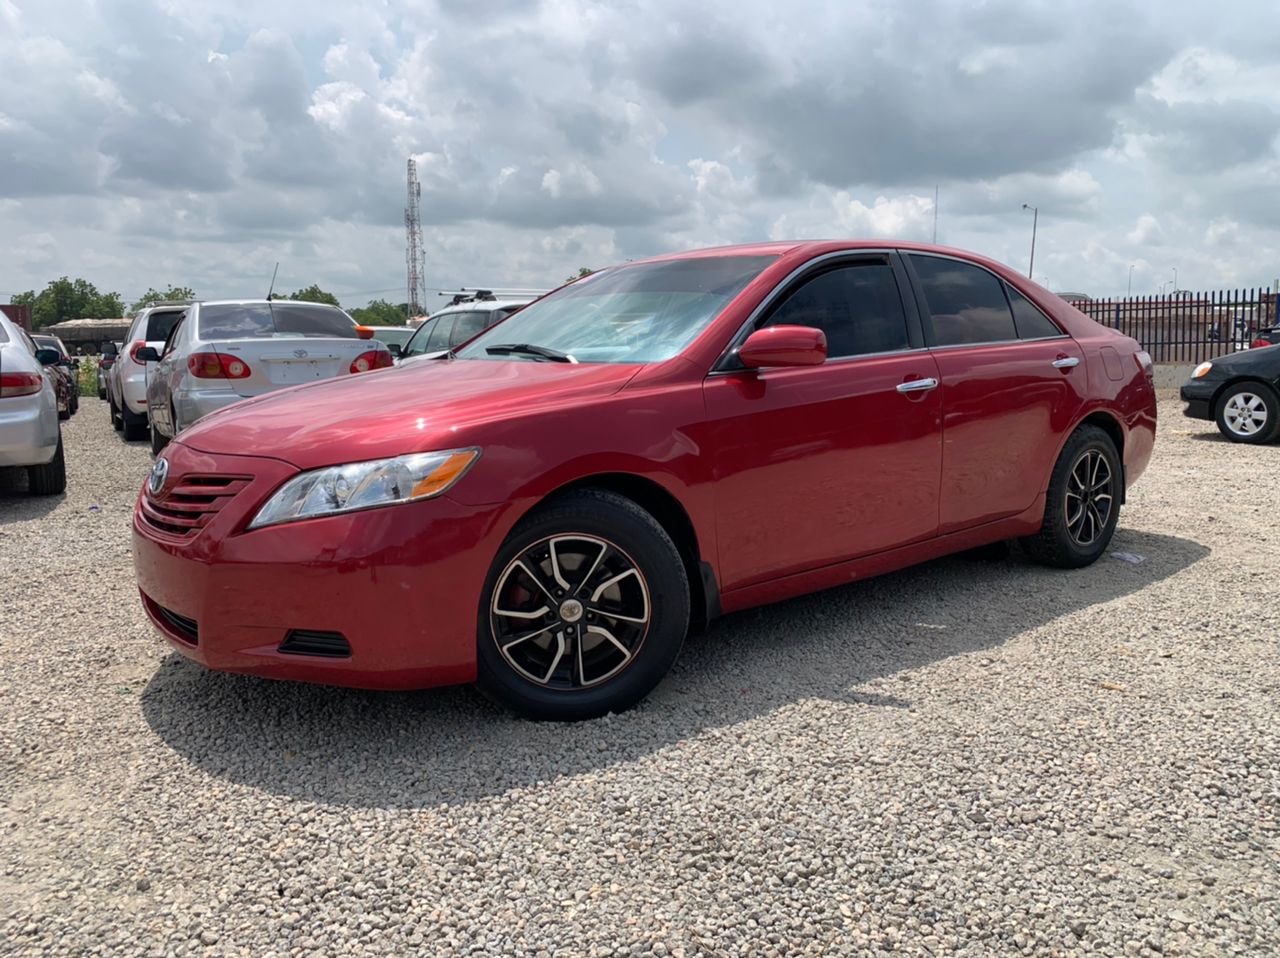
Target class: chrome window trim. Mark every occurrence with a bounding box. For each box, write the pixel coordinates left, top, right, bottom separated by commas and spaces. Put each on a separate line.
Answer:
925, 334, 1072, 352
712, 249, 912, 372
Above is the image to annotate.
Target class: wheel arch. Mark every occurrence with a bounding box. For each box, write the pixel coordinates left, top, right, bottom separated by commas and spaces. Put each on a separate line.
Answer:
537, 472, 719, 632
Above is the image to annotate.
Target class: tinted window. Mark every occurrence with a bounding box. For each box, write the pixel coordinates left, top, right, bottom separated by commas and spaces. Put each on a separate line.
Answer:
425, 316, 456, 350
449, 311, 492, 346
762, 261, 909, 358
198, 303, 356, 340
910, 255, 1017, 346
145, 309, 186, 343
1006, 284, 1063, 339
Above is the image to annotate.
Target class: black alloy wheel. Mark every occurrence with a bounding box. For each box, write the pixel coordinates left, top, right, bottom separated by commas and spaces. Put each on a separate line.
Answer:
477, 489, 690, 721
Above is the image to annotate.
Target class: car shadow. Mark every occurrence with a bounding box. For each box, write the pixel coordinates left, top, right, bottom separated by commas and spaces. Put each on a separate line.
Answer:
140, 528, 1207, 810
0, 469, 64, 518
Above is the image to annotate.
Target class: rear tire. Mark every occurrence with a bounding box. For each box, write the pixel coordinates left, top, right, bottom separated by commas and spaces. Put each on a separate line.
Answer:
476, 489, 691, 721
122, 404, 148, 441
1215, 381, 1280, 444
27, 435, 66, 496
98, 387, 107, 400
1023, 425, 1121, 569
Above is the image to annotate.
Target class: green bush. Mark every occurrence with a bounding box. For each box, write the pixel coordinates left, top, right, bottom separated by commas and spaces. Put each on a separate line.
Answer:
77, 358, 98, 397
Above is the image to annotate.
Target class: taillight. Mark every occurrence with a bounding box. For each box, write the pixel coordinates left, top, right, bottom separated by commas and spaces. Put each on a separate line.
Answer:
187, 352, 252, 379
1135, 350, 1153, 380
0, 372, 44, 398
129, 341, 148, 364
1251, 338, 1270, 349
350, 350, 394, 374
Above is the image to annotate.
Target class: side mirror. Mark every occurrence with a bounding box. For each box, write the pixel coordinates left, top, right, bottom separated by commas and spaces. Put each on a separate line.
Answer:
35, 348, 61, 366
385, 343, 402, 358
737, 326, 828, 369
135, 346, 160, 363
102, 343, 119, 358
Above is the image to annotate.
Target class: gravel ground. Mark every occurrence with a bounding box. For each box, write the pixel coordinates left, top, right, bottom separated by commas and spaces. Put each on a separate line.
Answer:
1, 394, 1277, 957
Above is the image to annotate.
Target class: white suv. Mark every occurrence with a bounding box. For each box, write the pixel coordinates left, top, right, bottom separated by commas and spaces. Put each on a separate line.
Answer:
108, 302, 191, 441
396, 292, 542, 363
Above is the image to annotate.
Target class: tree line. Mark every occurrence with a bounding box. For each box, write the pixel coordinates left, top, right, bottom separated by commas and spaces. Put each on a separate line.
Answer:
9, 278, 410, 327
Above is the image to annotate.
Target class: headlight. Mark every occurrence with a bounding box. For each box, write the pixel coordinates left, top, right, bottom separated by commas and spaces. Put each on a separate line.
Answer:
248, 448, 480, 529
1192, 361, 1213, 379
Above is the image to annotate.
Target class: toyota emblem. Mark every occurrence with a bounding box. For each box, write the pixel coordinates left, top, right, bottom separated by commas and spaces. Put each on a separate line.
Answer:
293, 348, 309, 359
148, 457, 169, 495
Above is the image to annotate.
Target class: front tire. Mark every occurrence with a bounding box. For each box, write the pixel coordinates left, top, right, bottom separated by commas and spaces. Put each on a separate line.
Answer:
27, 434, 66, 496
150, 422, 169, 456
109, 393, 123, 431
1215, 382, 1280, 444
1023, 425, 1121, 569
476, 489, 691, 721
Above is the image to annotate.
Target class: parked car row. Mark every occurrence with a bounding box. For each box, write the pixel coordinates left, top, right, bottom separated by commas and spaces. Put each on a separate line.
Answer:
100, 298, 395, 453
130, 240, 1159, 720
31, 333, 81, 420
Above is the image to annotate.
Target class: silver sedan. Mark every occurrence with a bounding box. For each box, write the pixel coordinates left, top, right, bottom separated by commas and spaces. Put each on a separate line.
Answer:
141, 299, 394, 455
0, 314, 65, 494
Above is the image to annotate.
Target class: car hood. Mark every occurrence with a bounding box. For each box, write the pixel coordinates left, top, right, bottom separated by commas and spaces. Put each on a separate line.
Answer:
1207, 345, 1280, 375
175, 358, 644, 470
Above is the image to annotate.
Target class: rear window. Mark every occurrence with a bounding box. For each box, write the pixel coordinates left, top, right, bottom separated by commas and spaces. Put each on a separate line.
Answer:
145, 309, 186, 343
198, 303, 356, 340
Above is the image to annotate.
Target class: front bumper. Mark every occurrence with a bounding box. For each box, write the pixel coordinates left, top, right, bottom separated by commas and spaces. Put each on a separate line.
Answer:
1180, 379, 1216, 421
132, 441, 511, 690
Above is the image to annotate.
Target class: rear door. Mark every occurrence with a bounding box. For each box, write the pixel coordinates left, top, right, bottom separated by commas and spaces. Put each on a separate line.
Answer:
904, 253, 1086, 534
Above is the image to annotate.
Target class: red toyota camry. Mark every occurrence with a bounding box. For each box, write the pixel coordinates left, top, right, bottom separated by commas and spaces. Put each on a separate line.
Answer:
133, 241, 1156, 720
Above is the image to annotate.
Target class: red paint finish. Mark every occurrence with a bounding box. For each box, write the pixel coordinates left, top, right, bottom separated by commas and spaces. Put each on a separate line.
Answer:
930, 339, 1086, 534
701, 352, 943, 591
133, 240, 1156, 692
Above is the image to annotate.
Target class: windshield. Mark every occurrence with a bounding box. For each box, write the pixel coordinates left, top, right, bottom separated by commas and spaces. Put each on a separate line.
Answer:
198, 303, 357, 340
455, 255, 776, 364
371, 327, 413, 347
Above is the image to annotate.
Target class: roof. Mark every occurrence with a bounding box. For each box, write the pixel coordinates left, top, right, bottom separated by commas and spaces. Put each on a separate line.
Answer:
42, 317, 132, 331
199, 299, 346, 308
432, 298, 533, 316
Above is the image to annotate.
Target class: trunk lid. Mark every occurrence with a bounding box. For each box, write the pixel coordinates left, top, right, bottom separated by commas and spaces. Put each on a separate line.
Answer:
214, 338, 373, 398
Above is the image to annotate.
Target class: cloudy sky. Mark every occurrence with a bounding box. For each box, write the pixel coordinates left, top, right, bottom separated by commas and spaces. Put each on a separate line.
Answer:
2, 0, 1279, 310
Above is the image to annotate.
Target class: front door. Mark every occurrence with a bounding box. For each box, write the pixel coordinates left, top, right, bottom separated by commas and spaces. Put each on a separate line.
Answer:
702, 255, 943, 593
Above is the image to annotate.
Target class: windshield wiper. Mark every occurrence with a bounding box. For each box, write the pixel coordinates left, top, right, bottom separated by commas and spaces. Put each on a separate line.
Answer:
485, 343, 577, 363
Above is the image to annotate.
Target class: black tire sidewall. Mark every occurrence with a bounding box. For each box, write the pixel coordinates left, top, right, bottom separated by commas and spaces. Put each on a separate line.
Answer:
1039, 427, 1122, 567
476, 492, 690, 720
1215, 382, 1280, 444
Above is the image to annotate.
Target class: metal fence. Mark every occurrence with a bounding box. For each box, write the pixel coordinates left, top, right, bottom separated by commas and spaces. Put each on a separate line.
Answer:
1076, 289, 1277, 365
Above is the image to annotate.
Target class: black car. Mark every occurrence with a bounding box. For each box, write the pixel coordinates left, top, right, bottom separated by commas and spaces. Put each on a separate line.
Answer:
1181, 345, 1280, 443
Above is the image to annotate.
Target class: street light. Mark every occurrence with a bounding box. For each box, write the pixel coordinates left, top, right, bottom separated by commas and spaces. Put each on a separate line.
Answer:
1127, 264, 1134, 298
1022, 204, 1038, 279
1172, 267, 1178, 293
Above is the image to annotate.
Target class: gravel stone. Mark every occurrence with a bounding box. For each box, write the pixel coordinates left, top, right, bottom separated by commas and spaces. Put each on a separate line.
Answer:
2, 394, 1278, 956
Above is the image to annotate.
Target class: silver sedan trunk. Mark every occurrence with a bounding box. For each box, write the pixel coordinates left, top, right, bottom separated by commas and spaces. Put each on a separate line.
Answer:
145, 300, 391, 445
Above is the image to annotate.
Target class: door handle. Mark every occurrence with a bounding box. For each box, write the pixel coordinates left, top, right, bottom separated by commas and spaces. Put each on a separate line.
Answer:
896, 377, 939, 393
1051, 357, 1080, 369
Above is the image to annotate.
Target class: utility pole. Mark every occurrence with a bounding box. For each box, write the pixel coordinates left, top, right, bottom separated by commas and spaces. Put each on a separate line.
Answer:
404, 159, 426, 318
1021, 204, 1038, 279
932, 185, 939, 244
1127, 264, 1134, 298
